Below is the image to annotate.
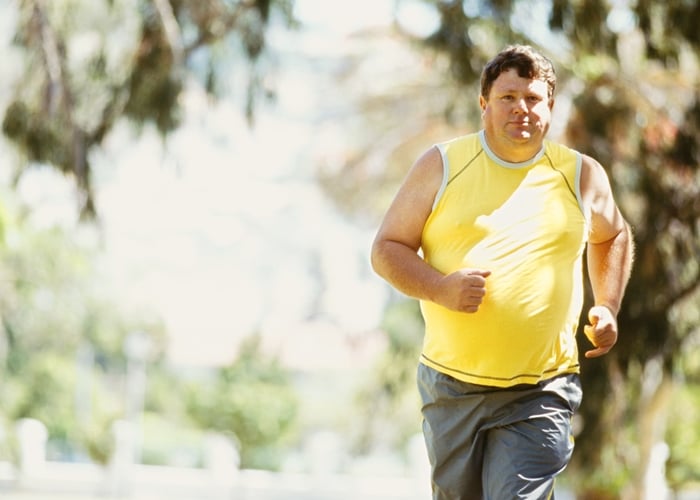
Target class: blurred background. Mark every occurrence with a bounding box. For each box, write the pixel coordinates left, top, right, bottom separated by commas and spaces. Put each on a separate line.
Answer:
0, 0, 698, 499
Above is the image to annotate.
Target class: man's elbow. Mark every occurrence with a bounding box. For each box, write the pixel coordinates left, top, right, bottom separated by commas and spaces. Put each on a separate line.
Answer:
370, 238, 388, 276
589, 220, 631, 247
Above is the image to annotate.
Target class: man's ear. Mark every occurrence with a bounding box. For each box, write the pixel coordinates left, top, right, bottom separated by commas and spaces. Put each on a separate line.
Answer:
479, 95, 487, 112
549, 97, 555, 110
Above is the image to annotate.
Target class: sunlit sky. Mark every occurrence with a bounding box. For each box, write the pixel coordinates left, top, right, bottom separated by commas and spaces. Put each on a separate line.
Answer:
1, 1, 407, 367
94, 9, 401, 365
296, 0, 394, 32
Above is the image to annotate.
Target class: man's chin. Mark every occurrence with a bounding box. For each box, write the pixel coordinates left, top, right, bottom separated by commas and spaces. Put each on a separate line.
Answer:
508, 132, 533, 143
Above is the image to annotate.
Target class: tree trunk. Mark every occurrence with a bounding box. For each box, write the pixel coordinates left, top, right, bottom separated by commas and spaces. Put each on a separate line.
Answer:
623, 358, 674, 500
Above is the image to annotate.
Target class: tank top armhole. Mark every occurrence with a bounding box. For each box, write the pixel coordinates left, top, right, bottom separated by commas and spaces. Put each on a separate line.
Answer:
573, 151, 591, 230
432, 143, 450, 211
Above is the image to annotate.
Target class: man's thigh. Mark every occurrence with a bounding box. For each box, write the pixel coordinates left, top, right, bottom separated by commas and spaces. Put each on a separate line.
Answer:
482, 394, 577, 500
418, 364, 487, 499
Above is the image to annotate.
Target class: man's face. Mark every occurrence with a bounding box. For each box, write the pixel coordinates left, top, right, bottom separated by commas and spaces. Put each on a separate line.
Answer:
479, 68, 553, 161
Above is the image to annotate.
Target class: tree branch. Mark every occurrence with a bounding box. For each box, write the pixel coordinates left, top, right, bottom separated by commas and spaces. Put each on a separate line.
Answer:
30, 0, 94, 216
151, 0, 184, 66
31, 0, 64, 114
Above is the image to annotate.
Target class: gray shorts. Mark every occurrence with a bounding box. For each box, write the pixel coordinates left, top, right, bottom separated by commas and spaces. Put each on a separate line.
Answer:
417, 363, 582, 500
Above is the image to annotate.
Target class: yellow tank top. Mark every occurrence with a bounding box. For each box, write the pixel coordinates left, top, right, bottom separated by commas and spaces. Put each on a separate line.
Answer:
420, 131, 589, 387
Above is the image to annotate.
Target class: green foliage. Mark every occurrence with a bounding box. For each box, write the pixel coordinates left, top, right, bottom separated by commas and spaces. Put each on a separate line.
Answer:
666, 384, 700, 489
185, 334, 299, 470
2, 0, 297, 217
381, 299, 425, 358
558, 52, 699, 500
80, 413, 118, 466
1, 229, 93, 367
5, 353, 75, 432
0, 196, 163, 464
0, 187, 300, 470
0, 415, 19, 463
0, 208, 95, 397
123, 9, 182, 134
140, 412, 206, 467
352, 300, 423, 455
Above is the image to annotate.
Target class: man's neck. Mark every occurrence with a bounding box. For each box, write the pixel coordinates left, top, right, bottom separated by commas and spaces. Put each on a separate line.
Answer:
482, 131, 545, 164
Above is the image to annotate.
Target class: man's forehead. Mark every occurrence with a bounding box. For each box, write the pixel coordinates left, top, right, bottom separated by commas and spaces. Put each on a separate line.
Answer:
492, 70, 549, 92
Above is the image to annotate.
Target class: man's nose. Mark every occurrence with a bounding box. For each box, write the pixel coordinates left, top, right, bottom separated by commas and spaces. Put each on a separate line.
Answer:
512, 98, 528, 113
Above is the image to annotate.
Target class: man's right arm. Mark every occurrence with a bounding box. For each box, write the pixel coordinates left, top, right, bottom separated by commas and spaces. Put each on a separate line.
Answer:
371, 147, 490, 313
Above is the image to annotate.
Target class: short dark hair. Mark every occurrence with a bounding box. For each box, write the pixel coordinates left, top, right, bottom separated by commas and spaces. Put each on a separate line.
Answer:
480, 45, 556, 102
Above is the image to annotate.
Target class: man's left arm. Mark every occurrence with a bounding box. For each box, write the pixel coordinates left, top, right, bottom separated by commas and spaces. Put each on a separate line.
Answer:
581, 156, 635, 358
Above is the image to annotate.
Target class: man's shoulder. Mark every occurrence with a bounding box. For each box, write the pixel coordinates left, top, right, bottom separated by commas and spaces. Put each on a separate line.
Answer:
544, 139, 582, 164
438, 131, 481, 148
436, 131, 483, 160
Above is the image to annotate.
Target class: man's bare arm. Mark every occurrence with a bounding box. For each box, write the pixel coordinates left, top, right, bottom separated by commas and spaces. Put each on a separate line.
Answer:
580, 155, 634, 357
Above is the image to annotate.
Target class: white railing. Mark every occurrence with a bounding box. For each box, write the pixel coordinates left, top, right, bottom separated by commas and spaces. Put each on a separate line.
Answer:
2, 418, 432, 499
2, 461, 432, 499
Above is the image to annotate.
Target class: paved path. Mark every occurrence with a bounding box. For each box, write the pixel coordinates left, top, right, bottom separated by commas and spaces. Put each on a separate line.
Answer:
3, 464, 699, 499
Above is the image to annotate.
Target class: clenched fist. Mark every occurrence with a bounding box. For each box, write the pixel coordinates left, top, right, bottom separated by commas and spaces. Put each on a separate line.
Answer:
584, 305, 618, 358
435, 268, 491, 313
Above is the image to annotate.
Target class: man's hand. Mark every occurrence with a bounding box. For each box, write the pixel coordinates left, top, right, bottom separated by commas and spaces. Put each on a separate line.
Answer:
435, 269, 491, 313
584, 305, 618, 358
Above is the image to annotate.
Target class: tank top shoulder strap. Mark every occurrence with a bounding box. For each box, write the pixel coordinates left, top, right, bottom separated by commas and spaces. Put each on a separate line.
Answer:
543, 140, 586, 220
433, 133, 484, 209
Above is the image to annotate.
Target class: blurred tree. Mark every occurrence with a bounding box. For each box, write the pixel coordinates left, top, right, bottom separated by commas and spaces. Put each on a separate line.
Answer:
0, 195, 168, 462
563, 55, 699, 498
185, 333, 299, 470
2, 0, 296, 218
331, 0, 699, 497
352, 300, 423, 455
0, 204, 99, 396
0, 0, 300, 468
